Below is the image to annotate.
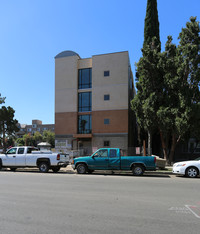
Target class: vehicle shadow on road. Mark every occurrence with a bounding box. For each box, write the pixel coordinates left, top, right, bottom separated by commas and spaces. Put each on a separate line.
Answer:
0, 169, 76, 174
174, 175, 200, 179
0, 169, 172, 177
70, 171, 171, 178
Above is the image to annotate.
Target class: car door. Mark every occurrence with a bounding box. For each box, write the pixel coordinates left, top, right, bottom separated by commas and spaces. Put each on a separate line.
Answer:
108, 149, 120, 170
15, 147, 26, 166
4, 148, 17, 166
91, 149, 109, 170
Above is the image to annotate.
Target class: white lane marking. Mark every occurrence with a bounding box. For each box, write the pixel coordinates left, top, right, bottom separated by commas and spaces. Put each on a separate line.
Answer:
185, 205, 200, 219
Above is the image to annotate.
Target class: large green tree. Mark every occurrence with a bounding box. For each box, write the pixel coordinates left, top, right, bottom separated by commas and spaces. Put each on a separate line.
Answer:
0, 106, 19, 151
136, 0, 161, 155
157, 17, 200, 163
143, 0, 160, 49
16, 137, 25, 146
43, 130, 55, 148
16, 131, 55, 148
168, 17, 200, 162
132, 17, 200, 164
23, 133, 35, 146
34, 131, 43, 144
132, 38, 162, 155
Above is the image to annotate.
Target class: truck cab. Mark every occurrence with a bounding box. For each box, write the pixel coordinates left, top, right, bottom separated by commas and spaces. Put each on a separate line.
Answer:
1, 147, 39, 167
90, 148, 121, 170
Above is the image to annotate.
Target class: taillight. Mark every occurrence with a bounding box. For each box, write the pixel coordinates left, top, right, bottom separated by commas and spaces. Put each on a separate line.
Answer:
154, 157, 156, 163
57, 154, 60, 160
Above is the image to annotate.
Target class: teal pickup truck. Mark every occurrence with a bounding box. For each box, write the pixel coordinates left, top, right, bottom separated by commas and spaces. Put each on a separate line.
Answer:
72, 148, 156, 176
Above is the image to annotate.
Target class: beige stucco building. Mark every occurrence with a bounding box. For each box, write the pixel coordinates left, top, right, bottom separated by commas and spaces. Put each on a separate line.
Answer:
55, 51, 136, 154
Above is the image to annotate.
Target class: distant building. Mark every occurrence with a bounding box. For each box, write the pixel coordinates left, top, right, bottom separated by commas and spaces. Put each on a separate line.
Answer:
16, 120, 55, 138
55, 50, 137, 154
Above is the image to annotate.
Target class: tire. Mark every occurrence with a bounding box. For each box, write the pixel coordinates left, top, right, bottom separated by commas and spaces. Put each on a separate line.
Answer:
76, 164, 87, 174
38, 162, 50, 173
185, 167, 199, 178
132, 165, 144, 176
10, 168, 17, 172
52, 166, 60, 173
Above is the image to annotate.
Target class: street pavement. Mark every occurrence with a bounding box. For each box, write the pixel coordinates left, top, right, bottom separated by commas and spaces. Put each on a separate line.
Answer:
0, 169, 200, 234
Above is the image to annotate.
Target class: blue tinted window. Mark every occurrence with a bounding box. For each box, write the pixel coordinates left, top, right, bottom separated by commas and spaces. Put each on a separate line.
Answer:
104, 119, 110, 125
78, 92, 91, 112
104, 94, 110, 101
110, 149, 117, 158
78, 68, 92, 89
104, 71, 110, 76
78, 115, 92, 134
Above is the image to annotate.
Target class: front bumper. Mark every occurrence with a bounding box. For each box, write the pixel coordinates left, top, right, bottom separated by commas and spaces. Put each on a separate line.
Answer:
173, 166, 185, 175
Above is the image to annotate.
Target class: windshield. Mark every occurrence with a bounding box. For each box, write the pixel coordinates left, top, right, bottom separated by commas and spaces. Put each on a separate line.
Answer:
194, 157, 200, 161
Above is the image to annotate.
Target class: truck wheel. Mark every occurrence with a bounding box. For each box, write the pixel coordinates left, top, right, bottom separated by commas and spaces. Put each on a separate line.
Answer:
132, 165, 144, 176
52, 166, 60, 173
39, 162, 49, 173
77, 164, 87, 174
10, 168, 17, 172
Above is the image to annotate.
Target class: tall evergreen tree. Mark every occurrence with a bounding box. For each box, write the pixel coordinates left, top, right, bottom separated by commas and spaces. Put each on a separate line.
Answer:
143, 0, 160, 49
133, 0, 161, 155
132, 40, 162, 155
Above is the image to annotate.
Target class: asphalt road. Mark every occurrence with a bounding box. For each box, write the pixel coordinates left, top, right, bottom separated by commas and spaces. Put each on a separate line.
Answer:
0, 170, 200, 234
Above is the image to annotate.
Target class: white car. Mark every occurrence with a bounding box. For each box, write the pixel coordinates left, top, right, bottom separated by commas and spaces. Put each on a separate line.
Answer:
173, 157, 200, 178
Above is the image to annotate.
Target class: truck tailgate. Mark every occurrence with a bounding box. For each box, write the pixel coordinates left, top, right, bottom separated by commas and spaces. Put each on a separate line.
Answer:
59, 153, 70, 162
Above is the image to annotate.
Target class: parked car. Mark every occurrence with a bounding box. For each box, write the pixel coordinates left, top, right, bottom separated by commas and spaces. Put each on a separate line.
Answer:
72, 148, 156, 176
173, 157, 200, 178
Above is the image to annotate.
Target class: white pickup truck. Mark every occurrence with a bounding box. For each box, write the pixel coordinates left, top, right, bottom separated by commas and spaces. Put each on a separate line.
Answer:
0, 146, 69, 173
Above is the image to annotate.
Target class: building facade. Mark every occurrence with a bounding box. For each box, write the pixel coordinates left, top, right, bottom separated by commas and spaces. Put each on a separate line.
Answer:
17, 120, 55, 138
55, 51, 137, 155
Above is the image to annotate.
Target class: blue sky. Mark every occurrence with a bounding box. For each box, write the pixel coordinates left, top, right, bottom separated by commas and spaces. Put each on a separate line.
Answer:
0, 0, 199, 125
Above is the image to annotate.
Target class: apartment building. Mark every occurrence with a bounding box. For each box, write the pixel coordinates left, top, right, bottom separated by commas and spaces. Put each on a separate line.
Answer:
55, 50, 137, 154
17, 120, 55, 138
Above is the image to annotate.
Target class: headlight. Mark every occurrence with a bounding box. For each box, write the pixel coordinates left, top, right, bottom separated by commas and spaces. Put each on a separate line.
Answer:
176, 163, 186, 167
